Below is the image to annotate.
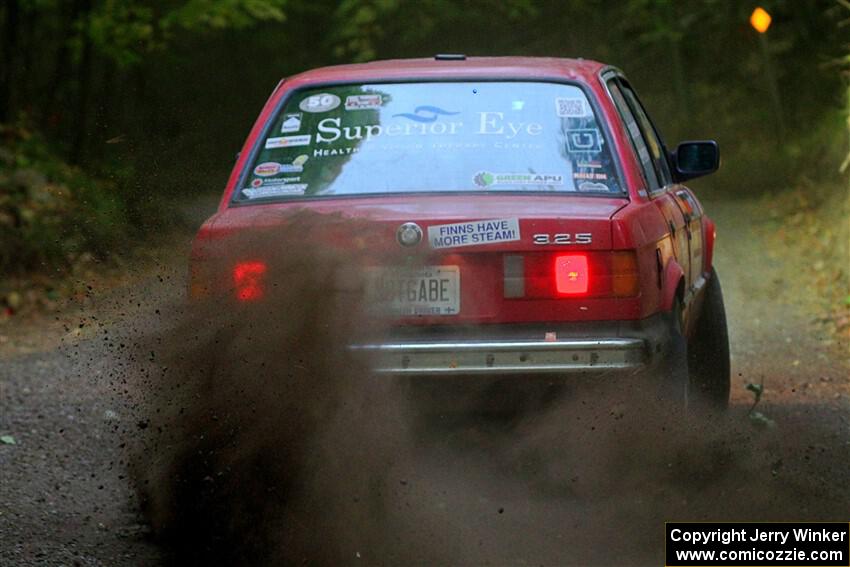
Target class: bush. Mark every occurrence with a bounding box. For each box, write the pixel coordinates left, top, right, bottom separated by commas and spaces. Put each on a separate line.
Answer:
0, 122, 132, 276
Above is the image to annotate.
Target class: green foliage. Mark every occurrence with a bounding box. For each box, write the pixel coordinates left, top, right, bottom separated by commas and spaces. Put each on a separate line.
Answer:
0, 122, 131, 275
745, 382, 775, 428
1, 0, 293, 277
329, 0, 536, 62
30, 0, 288, 68
87, 2, 159, 67
161, 0, 287, 32
330, 0, 400, 62
748, 411, 777, 429
2, 0, 849, 280
745, 382, 764, 405
840, 0, 850, 174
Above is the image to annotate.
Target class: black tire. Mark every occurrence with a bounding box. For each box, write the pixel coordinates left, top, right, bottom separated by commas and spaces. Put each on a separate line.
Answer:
687, 267, 731, 410
657, 297, 690, 407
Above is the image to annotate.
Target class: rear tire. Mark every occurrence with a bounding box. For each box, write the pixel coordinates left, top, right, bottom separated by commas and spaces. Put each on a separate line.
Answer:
687, 268, 731, 410
658, 298, 690, 407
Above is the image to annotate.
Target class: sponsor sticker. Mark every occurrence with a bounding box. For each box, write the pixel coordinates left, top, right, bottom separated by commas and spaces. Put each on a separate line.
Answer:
242, 184, 308, 198
565, 129, 601, 153
262, 177, 302, 186
576, 160, 602, 169
299, 93, 340, 113
265, 134, 311, 149
345, 94, 383, 110
556, 97, 589, 118
277, 154, 309, 173
281, 113, 302, 133
428, 218, 521, 249
253, 162, 281, 177
473, 171, 564, 188
573, 171, 608, 181
578, 181, 609, 192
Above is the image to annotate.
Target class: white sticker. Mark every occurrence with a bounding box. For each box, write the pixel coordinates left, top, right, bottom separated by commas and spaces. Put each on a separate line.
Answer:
253, 162, 281, 177
242, 184, 307, 198
556, 97, 589, 118
565, 129, 601, 153
576, 160, 602, 169
428, 218, 521, 249
281, 113, 302, 133
276, 154, 308, 173
578, 181, 608, 192
262, 177, 302, 185
265, 135, 311, 149
345, 94, 383, 110
299, 93, 340, 113
473, 171, 564, 188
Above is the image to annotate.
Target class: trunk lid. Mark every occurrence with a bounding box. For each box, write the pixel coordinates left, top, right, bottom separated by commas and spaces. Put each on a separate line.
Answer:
198, 194, 631, 324
212, 194, 627, 249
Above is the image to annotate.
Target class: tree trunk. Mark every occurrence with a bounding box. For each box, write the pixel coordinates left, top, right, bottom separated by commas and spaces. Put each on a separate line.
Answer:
70, 0, 94, 164
0, 0, 20, 123
665, 2, 689, 140
96, 59, 115, 143
46, 0, 93, 142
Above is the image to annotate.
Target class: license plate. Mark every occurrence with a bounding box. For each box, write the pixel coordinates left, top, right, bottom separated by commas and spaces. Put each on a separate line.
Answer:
366, 265, 460, 316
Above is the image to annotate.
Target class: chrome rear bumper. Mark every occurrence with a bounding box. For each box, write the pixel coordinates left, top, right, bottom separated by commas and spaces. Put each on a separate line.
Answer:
351, 337, 648, 375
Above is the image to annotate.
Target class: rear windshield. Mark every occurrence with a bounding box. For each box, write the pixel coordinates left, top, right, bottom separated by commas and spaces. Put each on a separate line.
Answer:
235, 81, 622, 202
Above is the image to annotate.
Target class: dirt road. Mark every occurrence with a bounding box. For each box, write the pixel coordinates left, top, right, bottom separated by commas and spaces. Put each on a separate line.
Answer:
1, 198, 848, 566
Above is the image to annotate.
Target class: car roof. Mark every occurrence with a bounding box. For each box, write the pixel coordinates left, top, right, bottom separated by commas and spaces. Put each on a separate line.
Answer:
284, 56, 609, 86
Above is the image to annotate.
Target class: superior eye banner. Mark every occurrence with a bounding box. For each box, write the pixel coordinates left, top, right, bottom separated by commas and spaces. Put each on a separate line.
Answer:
665, 522, 849, 567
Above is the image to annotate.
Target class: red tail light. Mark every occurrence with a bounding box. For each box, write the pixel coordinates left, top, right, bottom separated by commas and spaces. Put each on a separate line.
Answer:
554, 254, 589, 295
507, 251, 639, 299
233, 261, 267, 301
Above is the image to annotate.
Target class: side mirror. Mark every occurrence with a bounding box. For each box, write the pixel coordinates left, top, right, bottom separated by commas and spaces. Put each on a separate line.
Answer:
671, 140, 719, 182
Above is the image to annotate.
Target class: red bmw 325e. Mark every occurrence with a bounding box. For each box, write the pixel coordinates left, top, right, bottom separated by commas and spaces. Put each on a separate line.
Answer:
191, 55, 730, 409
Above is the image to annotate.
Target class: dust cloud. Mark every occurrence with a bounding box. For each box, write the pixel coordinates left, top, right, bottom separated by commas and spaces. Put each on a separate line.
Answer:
124, 213, 850, 566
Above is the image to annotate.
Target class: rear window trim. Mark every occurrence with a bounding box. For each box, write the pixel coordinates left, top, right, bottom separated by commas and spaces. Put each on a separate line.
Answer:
229, 77, 628, 207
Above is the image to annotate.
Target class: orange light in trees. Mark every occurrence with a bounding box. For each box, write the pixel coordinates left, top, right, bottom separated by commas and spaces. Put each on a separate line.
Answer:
750, 7, 771, 34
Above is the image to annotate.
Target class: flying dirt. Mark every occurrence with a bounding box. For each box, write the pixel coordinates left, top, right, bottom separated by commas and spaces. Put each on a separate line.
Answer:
124, 210, 849, 566
1, 200, 848, 566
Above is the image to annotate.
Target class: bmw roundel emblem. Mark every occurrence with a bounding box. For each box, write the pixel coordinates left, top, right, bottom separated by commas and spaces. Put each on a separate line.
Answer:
396, 222, 423, 247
